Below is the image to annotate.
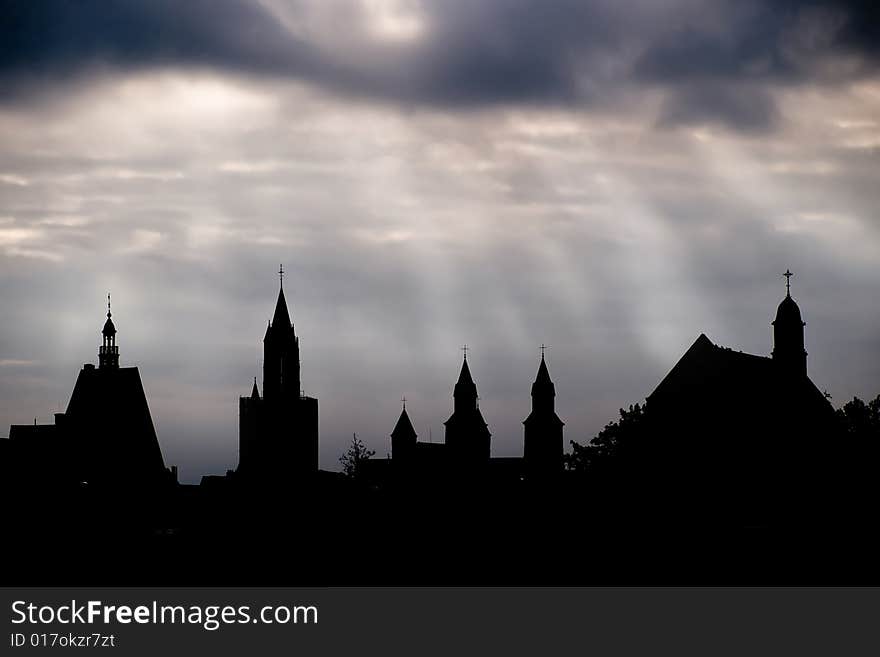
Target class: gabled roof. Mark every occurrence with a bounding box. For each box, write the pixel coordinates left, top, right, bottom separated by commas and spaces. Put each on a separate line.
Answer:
648, 333, 832, 415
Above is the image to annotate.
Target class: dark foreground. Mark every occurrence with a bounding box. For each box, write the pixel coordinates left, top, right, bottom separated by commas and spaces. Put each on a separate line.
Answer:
5, 475, 880, 587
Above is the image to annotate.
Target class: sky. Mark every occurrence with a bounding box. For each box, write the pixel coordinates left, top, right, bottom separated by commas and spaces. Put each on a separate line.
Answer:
1, 0, 878, 482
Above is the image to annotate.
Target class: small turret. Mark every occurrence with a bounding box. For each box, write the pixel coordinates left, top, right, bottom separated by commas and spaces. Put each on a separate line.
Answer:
98, 294, 119, 369
772, 270, 807, 378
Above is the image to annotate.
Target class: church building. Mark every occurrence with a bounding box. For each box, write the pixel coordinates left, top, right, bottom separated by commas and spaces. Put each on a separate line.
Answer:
645, 271, 836, 523
237, 267, 319, 484
6, 297, 173, 491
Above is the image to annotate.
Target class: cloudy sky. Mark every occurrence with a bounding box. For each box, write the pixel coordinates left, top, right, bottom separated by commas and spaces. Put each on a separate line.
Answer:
1, 0, 878, 482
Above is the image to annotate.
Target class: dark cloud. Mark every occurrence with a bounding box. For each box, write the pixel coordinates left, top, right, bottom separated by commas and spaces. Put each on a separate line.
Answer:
1, 1, 877, 131
0, 0, 310, 95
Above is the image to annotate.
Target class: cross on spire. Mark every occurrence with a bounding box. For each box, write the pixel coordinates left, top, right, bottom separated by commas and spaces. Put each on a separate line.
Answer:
540, 343, 546, 359
401, 396, 407, 410
278, 263, 284, 288
461, 344, 469, 360
783, 269, 793, 296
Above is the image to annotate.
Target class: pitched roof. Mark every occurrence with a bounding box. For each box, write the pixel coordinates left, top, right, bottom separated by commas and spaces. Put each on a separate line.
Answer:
648, 333, 831, 414
64, 365, 167, 484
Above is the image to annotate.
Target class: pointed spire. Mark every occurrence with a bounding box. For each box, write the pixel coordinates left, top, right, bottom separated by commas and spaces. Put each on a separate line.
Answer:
391, 405, 417, 439
251, 377, 260, 399
271, 287, 292, 328
535, 355, 552, 385
457, 357, 474, 385
102, 293, 116, 336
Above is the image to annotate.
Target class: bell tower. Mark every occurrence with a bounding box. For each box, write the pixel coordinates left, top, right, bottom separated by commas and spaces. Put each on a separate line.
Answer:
771, 269, 807, 378
98, 294, 119, 370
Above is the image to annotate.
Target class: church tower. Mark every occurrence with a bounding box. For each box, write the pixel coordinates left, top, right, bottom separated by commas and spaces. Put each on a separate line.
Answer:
238, 266, 319, 482
444, 348, 491, 470
523, 348, 564, 477
99, 294, 119, 369
391, 399, 417, 465
263, 265, 300, 403
772, 270, 807, 378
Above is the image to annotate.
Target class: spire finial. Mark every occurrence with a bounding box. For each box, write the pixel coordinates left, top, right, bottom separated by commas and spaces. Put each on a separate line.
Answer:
279, 263, 284, 288
401, 396, 407, 411
783, 269, 793, 296
540, 343, 546, 360
107, 293, 111, 318
461, 344, 469, 361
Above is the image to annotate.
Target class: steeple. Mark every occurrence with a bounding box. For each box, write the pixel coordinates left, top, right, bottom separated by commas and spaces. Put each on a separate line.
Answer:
772, 269, 807, 378
271, 286, 292, 332
453, 355, 477, 413
98, 294, 119, 369
523, 348, 564, 477
444, 348, 491, 468
530, 351, 556, 414
251, 377, 260, 399
262, 266, 300, 402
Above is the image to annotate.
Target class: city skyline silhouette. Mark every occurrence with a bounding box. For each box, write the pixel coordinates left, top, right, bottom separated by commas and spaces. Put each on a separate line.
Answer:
3, 263, 879, 585
2, 266, 864, 485
2, 0, 879, 587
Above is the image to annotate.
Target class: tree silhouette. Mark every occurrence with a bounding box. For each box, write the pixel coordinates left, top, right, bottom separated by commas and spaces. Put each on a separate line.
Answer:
565, 403, 647, 474
339, 433, 375, 479
837, 394, 880, 440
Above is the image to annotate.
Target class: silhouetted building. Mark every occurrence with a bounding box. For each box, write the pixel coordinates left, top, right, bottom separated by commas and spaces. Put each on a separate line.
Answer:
523, 351, 564, 477
237, 269, 319, 483
386, 401, 448, 482
645, 272, 836, 524
444, 355, 491, 472
772, 270, 807, 378
390, 402, 417, 464
7, 297, 173, 491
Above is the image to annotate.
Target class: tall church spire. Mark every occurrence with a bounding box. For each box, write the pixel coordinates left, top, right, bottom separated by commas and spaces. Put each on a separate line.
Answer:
772, 269, 807, 378
98, 294, 119, 369
263, 267, 300, 402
